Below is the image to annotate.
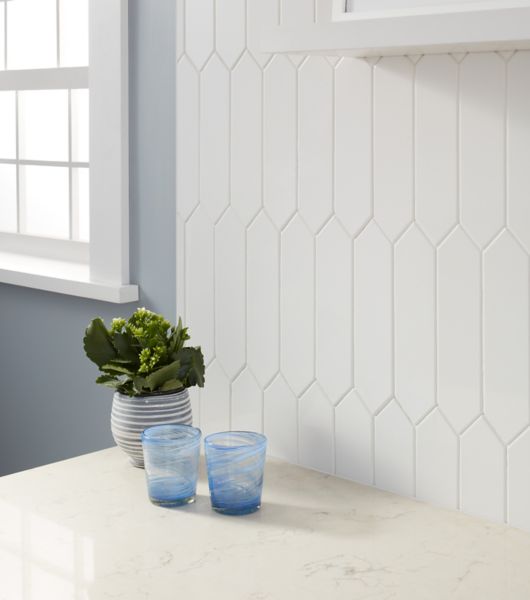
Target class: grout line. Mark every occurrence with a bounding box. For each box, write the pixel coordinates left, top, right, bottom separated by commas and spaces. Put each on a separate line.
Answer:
369, 61, 375, 220
503, 445, 508, 523
480, 248, 485, 416
182, 0, 186, 59
371, 412, 376, 486
412, 57, 417, 222
456, 433, 461, 511
456, 58, 462, 224
503, 56, 508, 230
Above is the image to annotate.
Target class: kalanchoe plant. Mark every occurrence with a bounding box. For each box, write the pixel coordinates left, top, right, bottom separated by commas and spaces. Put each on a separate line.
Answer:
83, 308, 205, 397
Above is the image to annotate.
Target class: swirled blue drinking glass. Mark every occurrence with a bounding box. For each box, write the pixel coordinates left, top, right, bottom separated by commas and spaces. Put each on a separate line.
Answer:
204, 431, 267, 515
141, 424, 201, 507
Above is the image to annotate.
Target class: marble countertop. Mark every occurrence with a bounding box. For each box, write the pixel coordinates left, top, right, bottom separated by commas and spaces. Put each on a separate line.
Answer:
0, 447, 529, 600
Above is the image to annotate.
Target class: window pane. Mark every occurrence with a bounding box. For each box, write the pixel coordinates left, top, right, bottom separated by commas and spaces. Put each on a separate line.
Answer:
72, 168, 89, 242
71, 89, 89, 163
7, 0, 57, 70
19, 166, 69, 239
0, 92, 16, 159
59, 0, 89, 67
0, 164, 17, 233
19, 90, 69, 162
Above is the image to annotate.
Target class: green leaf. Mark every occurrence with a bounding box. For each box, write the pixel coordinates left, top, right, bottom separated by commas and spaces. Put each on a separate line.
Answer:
132, 376, 147, 394
95, 374, 122, 390
159, 378, 184, 392
83, 318, 117, 368
177, 347, 205, 388
101, 363, 136, 376
112, 332, 139, 364
144, 360, 181, 392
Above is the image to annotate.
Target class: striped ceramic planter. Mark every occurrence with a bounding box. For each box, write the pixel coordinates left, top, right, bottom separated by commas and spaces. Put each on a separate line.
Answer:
111, 388, 192, 468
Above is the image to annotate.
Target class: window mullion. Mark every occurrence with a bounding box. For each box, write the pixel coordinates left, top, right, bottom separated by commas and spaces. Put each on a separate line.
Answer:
0, 67, 88, 91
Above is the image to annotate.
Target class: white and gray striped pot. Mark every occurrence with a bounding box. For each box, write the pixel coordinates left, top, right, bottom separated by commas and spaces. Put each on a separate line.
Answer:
111, 388, 192, 468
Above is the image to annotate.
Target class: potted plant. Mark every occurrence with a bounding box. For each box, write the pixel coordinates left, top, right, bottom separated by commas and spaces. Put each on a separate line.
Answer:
83, 308, 205, 467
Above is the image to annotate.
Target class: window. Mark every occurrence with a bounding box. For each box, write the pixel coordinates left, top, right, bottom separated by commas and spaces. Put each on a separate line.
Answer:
0, 0, 138, 303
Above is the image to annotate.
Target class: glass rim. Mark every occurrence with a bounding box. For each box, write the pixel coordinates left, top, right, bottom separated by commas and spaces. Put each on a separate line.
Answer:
141, 424, 201, 447
204, 430, 267, 451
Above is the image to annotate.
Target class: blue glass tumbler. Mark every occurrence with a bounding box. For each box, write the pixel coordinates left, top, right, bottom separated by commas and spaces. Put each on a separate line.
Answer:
204, 431, 267, 515
141, 424, 201, 507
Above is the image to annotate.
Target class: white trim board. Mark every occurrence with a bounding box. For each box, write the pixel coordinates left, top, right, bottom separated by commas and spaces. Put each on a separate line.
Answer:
263, 1, 530, 56
0, 250, 138, 303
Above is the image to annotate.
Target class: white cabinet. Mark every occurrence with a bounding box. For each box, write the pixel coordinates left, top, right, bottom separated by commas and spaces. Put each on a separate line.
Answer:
262, 0, 530, 57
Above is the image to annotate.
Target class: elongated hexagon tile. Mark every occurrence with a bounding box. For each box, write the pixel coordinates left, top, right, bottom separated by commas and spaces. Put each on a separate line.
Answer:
263, 55, 297, 229
231, 52, 262, 225
438, 227, 481, 433
395, 225, 435, 424
214, 208, 246, 380
460, 53, 505, 248
507, 51, 530, 253
299, 384, 334, 474
200, 55, 230, 222
461, 418, 505, 523
508, 428, 530, 532
299, 56, 333, 233
264, 375, 298, 463
484, 231, 530, 443
185, 205, 215, 365
335, 390, 373, 485
185, 0, 214, 70
316, 218, 353, 404
200, 360, 230, 437
176, 57, 199, 221
334, 57, 372, 237
215, 0, 245, 69
354, 221, 393, 414
373, 57, 414, 242
231, 368, 262, 433
416, 409, 458, 510
247, 211, 279, 387
415, 55, 458, 245
246, 0, 278, 67
375, 400, 414, 497
281, 216, 315, 396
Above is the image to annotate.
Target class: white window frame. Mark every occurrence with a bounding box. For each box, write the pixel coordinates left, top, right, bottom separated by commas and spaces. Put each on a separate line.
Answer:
0, 0, 138, 303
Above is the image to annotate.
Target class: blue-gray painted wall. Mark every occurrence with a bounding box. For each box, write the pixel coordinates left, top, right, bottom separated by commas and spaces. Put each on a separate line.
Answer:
0, 0, 176, 476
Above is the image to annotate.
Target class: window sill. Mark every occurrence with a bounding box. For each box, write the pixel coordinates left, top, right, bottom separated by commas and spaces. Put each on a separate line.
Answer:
0, 251, 139, 303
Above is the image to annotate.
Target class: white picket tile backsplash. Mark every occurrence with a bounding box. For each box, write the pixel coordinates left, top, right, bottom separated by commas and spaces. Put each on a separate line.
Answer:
176, 0, 530, 531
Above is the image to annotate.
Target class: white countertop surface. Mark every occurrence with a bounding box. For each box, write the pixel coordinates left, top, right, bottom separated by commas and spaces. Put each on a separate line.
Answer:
0, 447, 529, 599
